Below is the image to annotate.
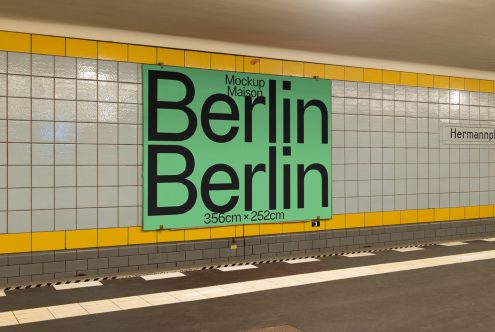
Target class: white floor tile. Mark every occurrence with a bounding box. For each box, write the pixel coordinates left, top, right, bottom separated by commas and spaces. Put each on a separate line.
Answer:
140, 293, 181, 306
343, 252, 375, 257
141, 272, 186, 281
284, 258, 320, 264
393, 247, 425, 253
53, 281, 103, 290
47, 304, 88, 319
111, 296, 151, 310
14, 308, 54, 324
438, 241, 467, 247
80, 300, 120, 314
0, 312, 18, 327
218, 264, 258, 272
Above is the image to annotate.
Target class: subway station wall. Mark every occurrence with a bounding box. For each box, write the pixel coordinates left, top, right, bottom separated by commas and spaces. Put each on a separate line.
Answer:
0, 31, 495, 257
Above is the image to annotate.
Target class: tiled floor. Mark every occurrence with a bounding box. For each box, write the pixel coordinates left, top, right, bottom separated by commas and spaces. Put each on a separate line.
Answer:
3, 244, 495, 327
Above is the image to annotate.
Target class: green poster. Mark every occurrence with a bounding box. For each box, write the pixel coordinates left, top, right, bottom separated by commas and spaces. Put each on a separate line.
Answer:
143, 64, 331, 230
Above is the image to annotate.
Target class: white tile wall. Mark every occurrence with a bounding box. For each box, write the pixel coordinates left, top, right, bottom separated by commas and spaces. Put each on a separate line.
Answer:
0, 52, 141, 233
0, 50, 494, 233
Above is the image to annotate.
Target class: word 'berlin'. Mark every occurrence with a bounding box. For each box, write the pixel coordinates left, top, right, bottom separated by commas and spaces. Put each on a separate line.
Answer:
147, 70, 329, 216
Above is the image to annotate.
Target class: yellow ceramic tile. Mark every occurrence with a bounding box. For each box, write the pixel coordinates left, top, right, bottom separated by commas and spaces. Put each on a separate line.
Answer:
184, 228, 211, 241
185, 51, 210, 69
382, 70, 400, 85
157, 48, 185, 67
283, 60, 304, 77
128, 45, 156, 64
0, 31, 31, 52
157, 229, 185, 243
417, 209, 434, 223
66, 229, 97, 249
32, 231, 65, 251
304, 63, 325, 78
479, 205, 494, 218
98, 228, 128, 247
235, 225, 244, 237
66, 38, 97, 59
211, 226, 236, 239
433, 75, 449, 89
325, 65, 345, 80
98, 42, 128, 61
479, 80, 494, 93
260, 58, 283, 75
346, 213, 365, 228
211, 53, 236, 71
434, 208, 450, 222
244, 224, 260, 236
32, 35, 65, 56
400, 72, 417, 86
260, 223, 283, 235
344, 67, 364, 82
365, 212, 383, 227
0, 233, 31, 254
244, 57, 260, 73
401, 210, 417, 224
363, 68, 382, 83
418, 74, 434, 88
449, 77, 464, 90
326, 215, 346, 230
235, 56, 244, 72
382, 211, 401, 225
464, 206, 480, 219
449, 207, 464, 220
128, 227, 157, 244
283, 222, 305, 233
465, 78, 480, 91
304, 220, 325, 232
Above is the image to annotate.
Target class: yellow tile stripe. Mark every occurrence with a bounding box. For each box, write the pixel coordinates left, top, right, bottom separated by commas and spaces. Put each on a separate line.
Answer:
0, 30, 493, 90
0, 205, 493, 254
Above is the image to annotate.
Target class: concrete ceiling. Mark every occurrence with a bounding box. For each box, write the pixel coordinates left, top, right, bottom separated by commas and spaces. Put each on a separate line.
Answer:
0, 0, 494, 71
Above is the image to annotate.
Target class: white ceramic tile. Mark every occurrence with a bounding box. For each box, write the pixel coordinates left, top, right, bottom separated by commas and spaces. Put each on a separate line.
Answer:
55, 78, 76, 100
32, 99, 54, 121
32, 77, 54, 99
55, 100, 77, 121
32, 188, 54, 210
8, 53, 30, 75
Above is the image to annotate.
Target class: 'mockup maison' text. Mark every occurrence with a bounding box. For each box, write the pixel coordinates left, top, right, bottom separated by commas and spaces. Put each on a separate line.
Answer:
225, 74, 264, 97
